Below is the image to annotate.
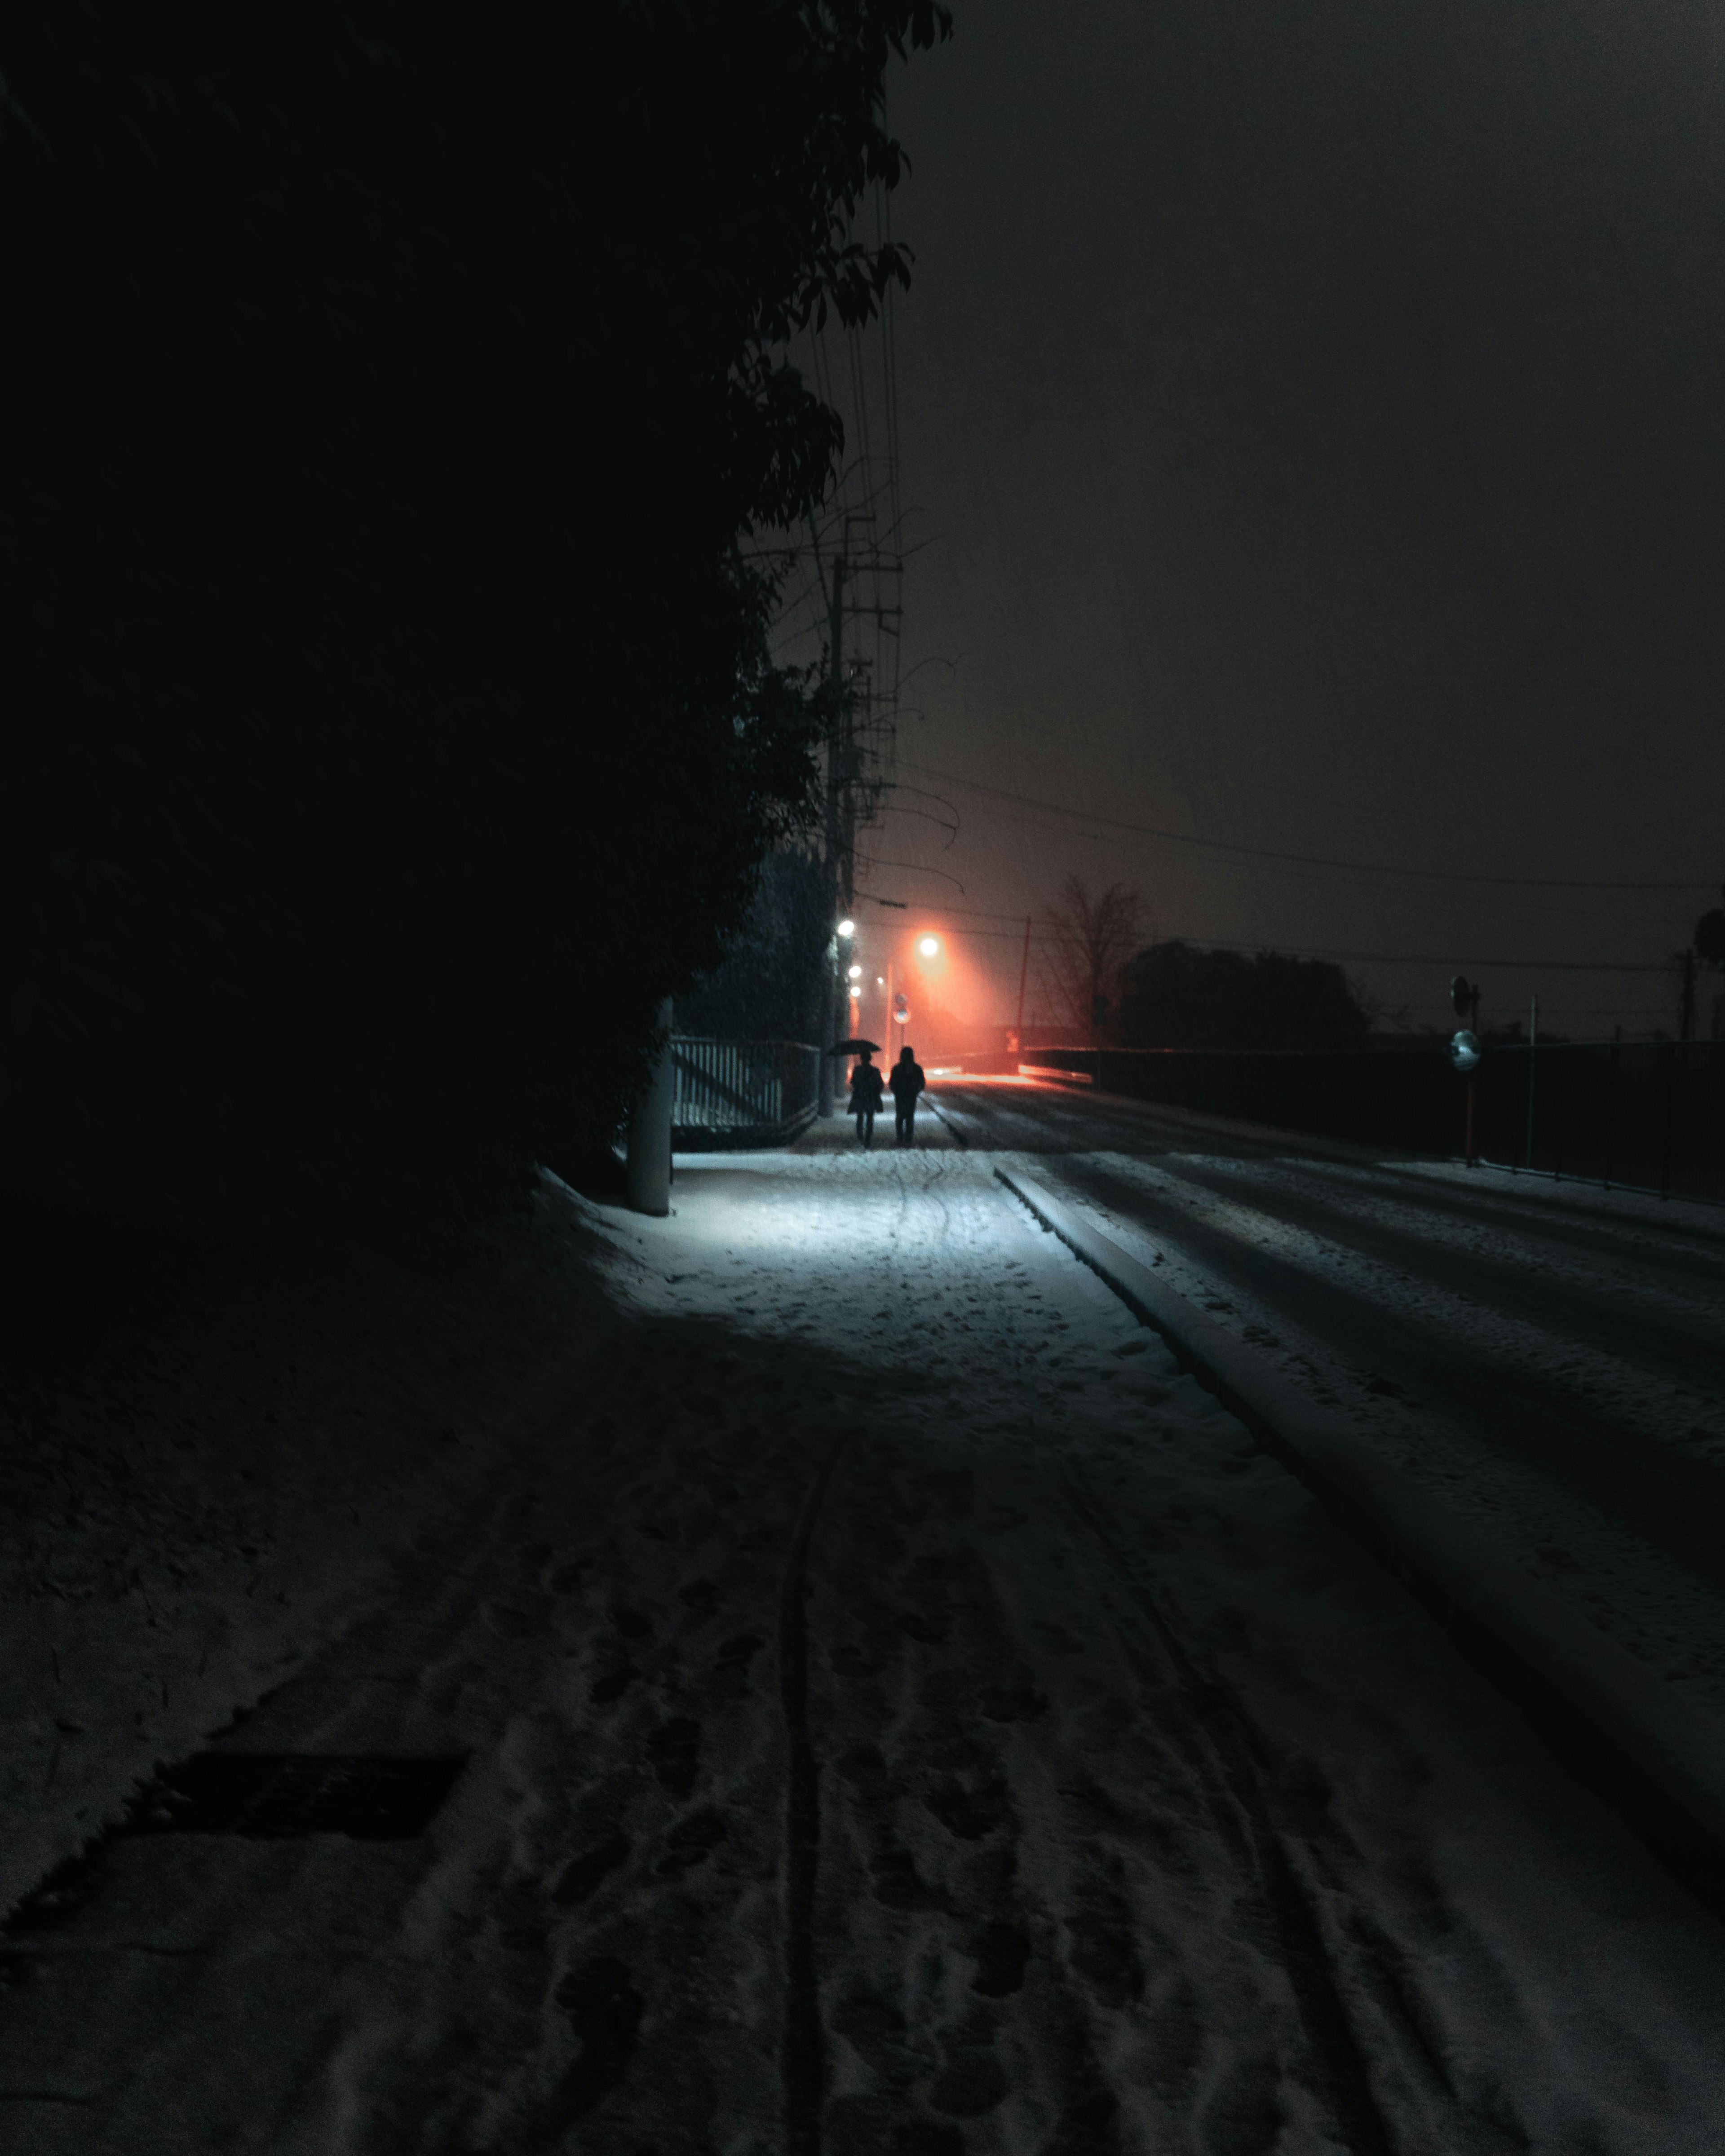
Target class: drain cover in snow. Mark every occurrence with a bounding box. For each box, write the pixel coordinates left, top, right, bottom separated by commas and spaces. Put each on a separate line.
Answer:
129, 1754, 467, 1840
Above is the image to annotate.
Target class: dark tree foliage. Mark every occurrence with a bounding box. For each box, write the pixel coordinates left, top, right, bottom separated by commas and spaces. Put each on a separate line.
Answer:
674, 849, 832, 1044
1115, 942, 1372, 1053
0, 6, 950, 1245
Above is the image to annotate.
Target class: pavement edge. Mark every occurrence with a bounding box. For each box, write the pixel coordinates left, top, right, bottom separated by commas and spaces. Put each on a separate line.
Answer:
995, 1161, 1725, 1905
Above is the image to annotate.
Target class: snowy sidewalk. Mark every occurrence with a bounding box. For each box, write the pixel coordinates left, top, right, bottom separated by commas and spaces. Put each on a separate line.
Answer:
1, 1149, 1722, 2151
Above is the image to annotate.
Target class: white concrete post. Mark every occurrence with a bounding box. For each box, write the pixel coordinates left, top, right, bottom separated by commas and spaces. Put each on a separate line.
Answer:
626, 997, 674, 1216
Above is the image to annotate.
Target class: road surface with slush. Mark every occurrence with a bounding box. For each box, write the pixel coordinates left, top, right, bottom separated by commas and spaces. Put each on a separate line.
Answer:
929, 1071, 1725, 1710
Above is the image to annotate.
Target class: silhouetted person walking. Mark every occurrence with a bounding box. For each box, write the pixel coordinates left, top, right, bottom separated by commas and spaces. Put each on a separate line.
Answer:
849, 1051, 885, 1148
890, 1045, 926, 1145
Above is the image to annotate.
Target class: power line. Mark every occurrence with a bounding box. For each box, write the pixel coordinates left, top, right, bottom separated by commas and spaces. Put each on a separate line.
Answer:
896, 758, 1716, 893
1179, 942, 1673, 972
919, 797, 1647, 927
854, 908, 1677, 971
854, 852, 965, 890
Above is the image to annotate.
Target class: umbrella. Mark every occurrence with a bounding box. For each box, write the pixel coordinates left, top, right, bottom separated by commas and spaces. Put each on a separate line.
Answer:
829, 1038, 881, 1055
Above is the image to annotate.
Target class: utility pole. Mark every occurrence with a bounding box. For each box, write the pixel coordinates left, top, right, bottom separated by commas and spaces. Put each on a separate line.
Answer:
1465, 981, 1481, 1166
1013, 915, 1031, 1056
813, 512, 900, 1114
1524, 993, 1539, 1171
817, 551, 848, 1119
626, 997, 674, 1215
1679, 947, 1696, 1043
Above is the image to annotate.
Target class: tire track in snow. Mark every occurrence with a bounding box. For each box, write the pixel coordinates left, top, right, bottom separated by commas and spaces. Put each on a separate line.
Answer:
1082, 1153, 1725, 1463
1056, 1470, 1396, 2156
781, 1431, 849, 2156
1049, 1156, 1725, 1565
1146, 1153, 1725, 1425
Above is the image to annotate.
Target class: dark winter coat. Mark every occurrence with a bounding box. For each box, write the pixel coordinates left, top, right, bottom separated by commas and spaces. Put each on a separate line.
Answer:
889, 1058, 925, 1103
849, 1063, 885, 1112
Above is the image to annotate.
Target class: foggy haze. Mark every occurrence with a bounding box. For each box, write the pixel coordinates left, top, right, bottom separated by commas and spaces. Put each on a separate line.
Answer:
863, 0, 1723, 1038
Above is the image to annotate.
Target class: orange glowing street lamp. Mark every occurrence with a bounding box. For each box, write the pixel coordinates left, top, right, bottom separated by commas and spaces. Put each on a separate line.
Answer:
918, 934, 940, 958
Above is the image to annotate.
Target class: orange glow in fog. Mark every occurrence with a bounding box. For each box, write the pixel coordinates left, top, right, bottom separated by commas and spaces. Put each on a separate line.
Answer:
923, 1070, 1034, 1086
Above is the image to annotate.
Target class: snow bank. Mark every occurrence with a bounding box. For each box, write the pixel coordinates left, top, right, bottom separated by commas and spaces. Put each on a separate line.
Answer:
0, 1150, 1720, 2152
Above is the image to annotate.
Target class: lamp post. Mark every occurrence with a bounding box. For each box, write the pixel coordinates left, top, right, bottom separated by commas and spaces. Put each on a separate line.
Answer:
819, 918, 857, 1118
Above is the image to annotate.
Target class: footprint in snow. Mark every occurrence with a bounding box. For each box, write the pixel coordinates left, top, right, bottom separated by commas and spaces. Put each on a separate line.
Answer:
892, 2122, 965, 2156
925, 1776, 1014, 1842
550, 1957, 642, 2121
968, 1921, 1030, 1996
929, 2039, 1009, 2120
979, 1683, 1047, 1723
1064, 1907, 1146, 2007
911, 1548, 974, 1583
552, 1836, 631, 1907
646, 1717, 701, 1798
870, 1847, 948, 1911
656, 1808, 727, 1875
830, 1991, 913, 2075
711, 1633, 764, 1691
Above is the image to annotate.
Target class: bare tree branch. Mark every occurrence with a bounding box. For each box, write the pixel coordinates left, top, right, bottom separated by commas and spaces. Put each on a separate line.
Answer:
1037, 875, 1141, 1042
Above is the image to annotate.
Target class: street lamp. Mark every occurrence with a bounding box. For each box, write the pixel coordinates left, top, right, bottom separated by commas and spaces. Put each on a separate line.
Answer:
848, 963, 862, 979
919, 935, 940, 957
837, 918, 855, 939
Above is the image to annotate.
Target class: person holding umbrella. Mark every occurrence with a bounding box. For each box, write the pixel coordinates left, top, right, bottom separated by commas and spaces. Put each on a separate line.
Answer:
836, 1039, 885, 1148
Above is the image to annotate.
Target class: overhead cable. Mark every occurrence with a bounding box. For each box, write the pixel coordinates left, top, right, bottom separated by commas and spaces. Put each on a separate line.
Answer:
896, 759, 1716, 893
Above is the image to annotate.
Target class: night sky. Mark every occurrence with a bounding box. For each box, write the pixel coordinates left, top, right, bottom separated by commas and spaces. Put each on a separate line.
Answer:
833, 0, 1725, 1038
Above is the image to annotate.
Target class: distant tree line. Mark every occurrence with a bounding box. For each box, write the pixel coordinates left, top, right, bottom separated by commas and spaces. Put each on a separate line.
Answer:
1114, 941, 1371, 1052
1033, 873, 1725, 1053
1, 8, 950, 1246
1037, 878, 1372, 1051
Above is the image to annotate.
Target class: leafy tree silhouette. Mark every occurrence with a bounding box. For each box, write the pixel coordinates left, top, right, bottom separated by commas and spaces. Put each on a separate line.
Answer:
1115, 942, 1372, 1052
1, 8, 950, 1246
1695, 895, 1725, 971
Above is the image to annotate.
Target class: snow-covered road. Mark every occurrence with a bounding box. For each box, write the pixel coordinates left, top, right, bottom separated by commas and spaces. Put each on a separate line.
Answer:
1, 1143, 1723, 2152
938, 1078, 1725, 1722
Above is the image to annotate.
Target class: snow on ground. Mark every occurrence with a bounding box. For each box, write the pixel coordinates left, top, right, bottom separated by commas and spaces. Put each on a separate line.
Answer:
0, 1201, 628, 1924
1031, 1144, 1725, 1717
0, 1144, 1723, 2152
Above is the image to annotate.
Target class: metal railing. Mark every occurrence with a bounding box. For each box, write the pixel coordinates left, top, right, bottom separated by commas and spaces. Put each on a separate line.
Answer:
1474, 1038, 1725, 1203
1015, 1039, 1725, 1206
670, 1038, 821, 1149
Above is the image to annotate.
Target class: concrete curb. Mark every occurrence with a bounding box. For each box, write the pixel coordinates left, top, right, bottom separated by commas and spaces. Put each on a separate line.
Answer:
996, 1162, 1725, 1881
